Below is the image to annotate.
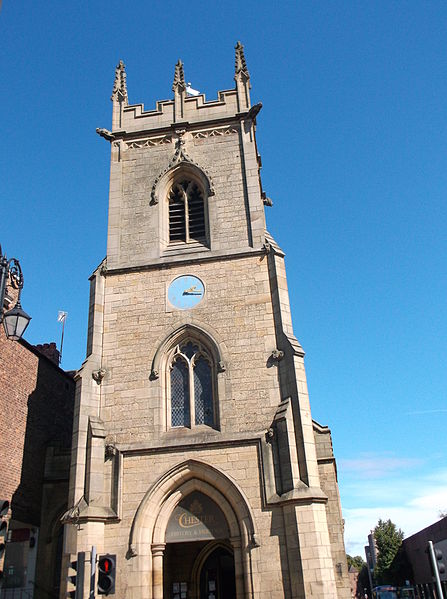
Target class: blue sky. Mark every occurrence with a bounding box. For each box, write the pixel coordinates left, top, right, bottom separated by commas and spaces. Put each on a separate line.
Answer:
2, 2, 447, 556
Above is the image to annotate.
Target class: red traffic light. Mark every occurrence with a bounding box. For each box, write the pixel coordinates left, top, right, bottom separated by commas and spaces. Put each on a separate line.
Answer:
99, 557, 113, 573
98, 554, 116, 595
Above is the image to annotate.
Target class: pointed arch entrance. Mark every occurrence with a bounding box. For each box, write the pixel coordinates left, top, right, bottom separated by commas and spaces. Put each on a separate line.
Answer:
164, 493, 236, 599
128, 459, 258, 599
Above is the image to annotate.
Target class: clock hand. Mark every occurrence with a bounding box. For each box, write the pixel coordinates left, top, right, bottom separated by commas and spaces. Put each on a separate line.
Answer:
183, 285, 202, 296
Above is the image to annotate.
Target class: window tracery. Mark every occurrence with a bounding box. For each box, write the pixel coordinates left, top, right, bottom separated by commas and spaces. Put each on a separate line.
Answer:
168, 340, 215, 429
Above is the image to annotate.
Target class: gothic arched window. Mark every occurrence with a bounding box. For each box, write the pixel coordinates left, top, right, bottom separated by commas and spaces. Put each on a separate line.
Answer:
168, 340, 215, 428
168, 179, 206, 244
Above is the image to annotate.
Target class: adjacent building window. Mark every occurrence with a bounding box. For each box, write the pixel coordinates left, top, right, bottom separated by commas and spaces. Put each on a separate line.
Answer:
168, 340, 215, 428
168, 180, 206, 244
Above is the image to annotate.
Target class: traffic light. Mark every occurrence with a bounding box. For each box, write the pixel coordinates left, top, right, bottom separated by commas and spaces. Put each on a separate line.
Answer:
428, 539, 446, 599
97, 554, 116, 595
0, 500, 10, 582
67, 551, 85, 599
434, 548, 445, 575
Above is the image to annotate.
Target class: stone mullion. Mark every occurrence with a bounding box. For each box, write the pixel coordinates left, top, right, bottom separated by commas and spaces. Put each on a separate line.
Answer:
212, 359, 218, 428
189, 356, 196, 427
166, 358, 172, 430
184, 188, 190, 243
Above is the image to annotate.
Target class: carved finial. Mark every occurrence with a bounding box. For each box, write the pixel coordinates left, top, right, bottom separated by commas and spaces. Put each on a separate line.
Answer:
173, 60, 186, 122
235, 41, 250, 81
174, 129, 187, 148
172, 59, 186, 92
234, 42, 251, 110
111, 59, 128, 104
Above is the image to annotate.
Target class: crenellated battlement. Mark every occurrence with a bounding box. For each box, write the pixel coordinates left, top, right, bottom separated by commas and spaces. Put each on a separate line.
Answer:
118, 88, 241, 133
110, 42, 251, 133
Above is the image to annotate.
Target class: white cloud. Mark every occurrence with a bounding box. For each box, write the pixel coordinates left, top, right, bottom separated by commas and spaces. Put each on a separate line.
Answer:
344, 504, 442, 557
339, 455, 423, 479
341, 459, 447, 557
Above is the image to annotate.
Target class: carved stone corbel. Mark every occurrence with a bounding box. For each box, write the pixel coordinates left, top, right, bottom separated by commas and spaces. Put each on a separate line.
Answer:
105, 443, 117, 460
270, 349, 284, 362
217, 361, 226, 373
265, 427, 274, 442
92, 368, 106, 384
149, 369, 159, 381
262, 191, 273, 207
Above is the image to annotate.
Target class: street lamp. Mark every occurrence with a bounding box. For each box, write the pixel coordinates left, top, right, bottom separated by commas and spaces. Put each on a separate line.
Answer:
0, 244, 31, 341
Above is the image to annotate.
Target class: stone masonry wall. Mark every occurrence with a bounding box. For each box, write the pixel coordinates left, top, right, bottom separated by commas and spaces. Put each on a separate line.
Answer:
111, 126, 255, 270
104, 444, 288, 598
314, 426, 351, 598
100, 253, 280, 442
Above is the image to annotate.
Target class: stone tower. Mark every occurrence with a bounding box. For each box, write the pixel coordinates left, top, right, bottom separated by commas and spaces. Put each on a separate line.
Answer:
63, 44, 350, 598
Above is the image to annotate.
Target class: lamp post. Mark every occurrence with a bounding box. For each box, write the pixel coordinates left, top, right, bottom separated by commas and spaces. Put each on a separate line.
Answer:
0, 244, 31, 341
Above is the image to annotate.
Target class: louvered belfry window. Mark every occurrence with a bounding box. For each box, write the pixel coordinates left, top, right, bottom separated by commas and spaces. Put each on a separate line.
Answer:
169, 341, 214, 428
169, 180, 206, 243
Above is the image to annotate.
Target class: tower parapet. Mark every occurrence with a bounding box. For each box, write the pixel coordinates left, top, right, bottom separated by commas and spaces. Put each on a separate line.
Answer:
110, 44, 253, 134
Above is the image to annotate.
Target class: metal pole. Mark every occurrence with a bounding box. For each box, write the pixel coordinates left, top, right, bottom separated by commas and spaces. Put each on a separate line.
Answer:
60, 316, 66, 363
90, 546, 97, 599
0, 247, 8, 318
428, 541, 444, 599
75, 551, 86, 599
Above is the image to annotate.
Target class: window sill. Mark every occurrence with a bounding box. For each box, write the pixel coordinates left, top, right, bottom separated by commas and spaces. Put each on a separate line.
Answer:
163, 241, 210, 258
163, 425, 220, 440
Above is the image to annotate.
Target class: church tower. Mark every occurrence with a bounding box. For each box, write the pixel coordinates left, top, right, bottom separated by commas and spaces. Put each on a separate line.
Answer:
63, 45, 350, 598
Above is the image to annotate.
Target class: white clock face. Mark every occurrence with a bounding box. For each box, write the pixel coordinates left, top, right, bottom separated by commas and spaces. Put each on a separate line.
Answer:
168, 275, 205, 310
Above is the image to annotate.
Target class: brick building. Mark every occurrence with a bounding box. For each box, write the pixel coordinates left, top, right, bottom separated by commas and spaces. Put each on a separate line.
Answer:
63, 44, 350, 598
0, 281, 75, 597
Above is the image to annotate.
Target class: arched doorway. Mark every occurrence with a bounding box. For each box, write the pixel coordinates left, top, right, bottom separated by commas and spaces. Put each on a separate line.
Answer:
128, 459, 258, 599
163, 492, 236, 599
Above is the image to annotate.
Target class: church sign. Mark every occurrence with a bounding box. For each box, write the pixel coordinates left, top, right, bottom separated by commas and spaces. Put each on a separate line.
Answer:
166, 491, 229, 543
